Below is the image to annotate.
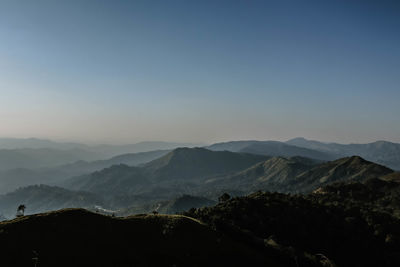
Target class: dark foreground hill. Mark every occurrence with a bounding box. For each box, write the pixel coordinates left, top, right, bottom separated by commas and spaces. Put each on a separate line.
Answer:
0, 209, 314, 267
2, 175, 400, 267
185, 183, 400, 267
314, 177, 400, 216
2, 177, 400, 267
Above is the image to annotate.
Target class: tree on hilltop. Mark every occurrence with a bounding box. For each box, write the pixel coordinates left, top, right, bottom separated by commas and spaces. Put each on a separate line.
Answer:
16, 204, 26, 217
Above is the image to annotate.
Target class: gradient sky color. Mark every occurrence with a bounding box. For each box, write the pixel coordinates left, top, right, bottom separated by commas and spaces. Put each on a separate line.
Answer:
0, 0, 399, 144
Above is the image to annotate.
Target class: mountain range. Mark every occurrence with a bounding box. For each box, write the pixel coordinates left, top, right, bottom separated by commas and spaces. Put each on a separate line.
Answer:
64, 148, 270, 200
1, 137, 399, 194
2, 147, 394, 218
1, 138, 400, 222
65, 148, 395, 200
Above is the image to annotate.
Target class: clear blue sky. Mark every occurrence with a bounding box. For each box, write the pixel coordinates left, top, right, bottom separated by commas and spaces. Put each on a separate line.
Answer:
0, 0, 399, 144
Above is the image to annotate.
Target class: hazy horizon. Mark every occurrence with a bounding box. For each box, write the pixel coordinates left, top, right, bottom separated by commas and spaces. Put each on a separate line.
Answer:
1, 0, 399, 144
0, 135, 399, 147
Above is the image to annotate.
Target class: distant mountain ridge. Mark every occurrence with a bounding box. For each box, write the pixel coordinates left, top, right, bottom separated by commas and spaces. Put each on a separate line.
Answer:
287, 137, 400, 170
3, 137, 399, 170
93, 141, 204, 158
207, 140, 336, 160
